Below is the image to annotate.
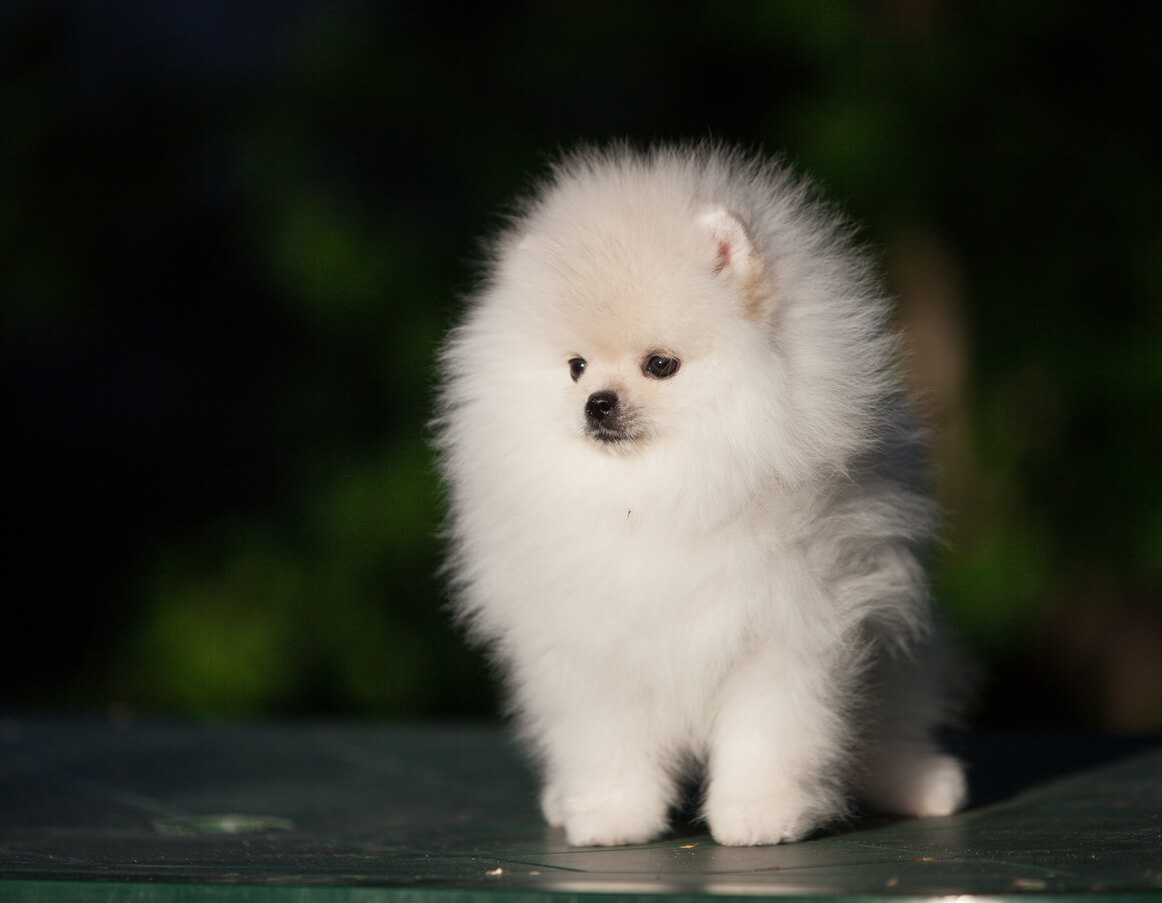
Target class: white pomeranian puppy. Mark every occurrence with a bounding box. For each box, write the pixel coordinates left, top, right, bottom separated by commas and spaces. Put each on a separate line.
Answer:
434, 143, 967, 847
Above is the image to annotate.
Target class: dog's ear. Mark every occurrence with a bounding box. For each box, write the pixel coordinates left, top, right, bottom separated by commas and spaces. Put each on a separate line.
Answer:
696, 206, 771, 319
697, 207, 754, 278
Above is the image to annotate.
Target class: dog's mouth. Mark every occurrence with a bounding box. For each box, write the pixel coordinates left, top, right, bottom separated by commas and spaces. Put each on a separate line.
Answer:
586, 422, 642, 445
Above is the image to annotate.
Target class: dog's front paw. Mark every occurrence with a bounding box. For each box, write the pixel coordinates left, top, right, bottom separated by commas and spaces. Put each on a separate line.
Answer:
549, 789, 670, 847
562, 806, 667, 847
705, 785, 823, 847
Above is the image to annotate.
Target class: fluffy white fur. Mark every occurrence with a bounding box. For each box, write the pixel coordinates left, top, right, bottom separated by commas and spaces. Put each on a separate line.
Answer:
433, 143, 967, 847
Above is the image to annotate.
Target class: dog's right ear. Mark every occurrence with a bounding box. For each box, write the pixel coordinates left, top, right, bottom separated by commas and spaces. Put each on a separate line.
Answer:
696, 206, 771, 320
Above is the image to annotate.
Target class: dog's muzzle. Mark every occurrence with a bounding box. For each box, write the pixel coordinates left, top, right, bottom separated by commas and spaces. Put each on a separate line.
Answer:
585, 390, 633, 442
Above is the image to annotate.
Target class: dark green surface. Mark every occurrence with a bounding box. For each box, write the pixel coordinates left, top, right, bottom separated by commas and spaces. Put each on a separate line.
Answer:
0, 718, 1159, 900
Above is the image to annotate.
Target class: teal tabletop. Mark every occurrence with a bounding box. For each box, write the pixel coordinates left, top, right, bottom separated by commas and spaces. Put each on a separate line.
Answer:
0, 718, 1159, 901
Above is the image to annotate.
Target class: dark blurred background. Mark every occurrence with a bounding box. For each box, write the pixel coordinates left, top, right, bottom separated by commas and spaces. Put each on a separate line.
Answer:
3, 1, 1160, 732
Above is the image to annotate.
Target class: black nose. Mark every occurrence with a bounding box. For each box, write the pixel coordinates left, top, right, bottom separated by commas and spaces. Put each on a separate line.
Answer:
585, 391, 618, 423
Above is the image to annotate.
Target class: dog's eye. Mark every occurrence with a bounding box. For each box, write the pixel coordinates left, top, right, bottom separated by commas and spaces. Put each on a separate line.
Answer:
568, 357, 587, 381
643, 354, 680, 379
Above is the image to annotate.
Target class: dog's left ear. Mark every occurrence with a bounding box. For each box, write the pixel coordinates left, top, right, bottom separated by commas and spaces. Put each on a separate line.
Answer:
696, 206, 771, 319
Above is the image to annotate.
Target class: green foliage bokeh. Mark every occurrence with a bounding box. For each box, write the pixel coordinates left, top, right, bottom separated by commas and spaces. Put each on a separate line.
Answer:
4, 1, 1159, 729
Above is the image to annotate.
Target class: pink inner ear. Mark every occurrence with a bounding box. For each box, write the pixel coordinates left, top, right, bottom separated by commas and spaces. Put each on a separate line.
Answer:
713, 238, 732, 274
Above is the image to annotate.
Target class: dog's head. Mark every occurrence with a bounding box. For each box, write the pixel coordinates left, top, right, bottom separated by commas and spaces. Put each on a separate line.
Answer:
515, 203, 771, 453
